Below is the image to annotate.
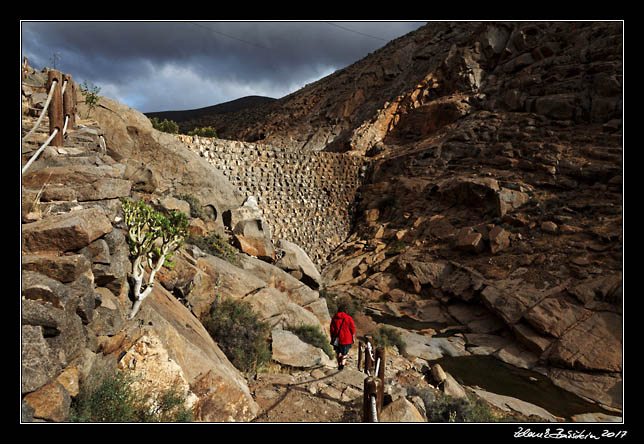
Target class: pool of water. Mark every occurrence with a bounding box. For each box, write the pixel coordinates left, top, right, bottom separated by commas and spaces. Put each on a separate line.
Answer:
367, 311, 618, 420
431, 355, 614, 420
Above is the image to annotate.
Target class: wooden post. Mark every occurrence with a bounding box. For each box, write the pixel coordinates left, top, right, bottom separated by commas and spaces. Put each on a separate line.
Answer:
357, 341, 363, 373
364, 336, 374, 375
62, 74, 76, 131
47, 70, 64, 146
376, 347, 386, 381
363, 377, 383, 422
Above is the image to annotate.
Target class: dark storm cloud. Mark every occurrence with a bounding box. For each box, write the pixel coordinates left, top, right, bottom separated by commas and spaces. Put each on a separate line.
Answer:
21, 21, 426, 113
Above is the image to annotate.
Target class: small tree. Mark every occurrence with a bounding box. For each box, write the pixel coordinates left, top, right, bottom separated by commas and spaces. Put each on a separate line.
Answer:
80, 80, 101, 118
120, 198, 188, 319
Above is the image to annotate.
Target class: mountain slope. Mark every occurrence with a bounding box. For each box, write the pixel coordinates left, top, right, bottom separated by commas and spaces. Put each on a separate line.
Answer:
144, 95, 276, 129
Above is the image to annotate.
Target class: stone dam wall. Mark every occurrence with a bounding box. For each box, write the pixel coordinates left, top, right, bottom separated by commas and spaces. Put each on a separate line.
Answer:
176, 135, 368, 267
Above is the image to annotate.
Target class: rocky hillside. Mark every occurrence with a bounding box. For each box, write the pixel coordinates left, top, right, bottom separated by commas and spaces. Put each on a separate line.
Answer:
21, 20, 622, 423
20, 68, 337, 422
319, 21, 622, 416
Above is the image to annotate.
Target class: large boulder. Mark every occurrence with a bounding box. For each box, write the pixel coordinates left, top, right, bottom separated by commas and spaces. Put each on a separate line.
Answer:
270, 329, 334, 368
471, 388, 559, 422
379, 397, 425, 422
548, 311, 622, 372
21, 326, 62, 394
227, 197, 276, 262
21, 165, 132, 203
78, 93, 243, 228
131, 284, 260, 421
22, 207, 113, 254
118, 331, 199, 411
400, 330, 470, 361
275, 239, 322, 289
21, 271, 89, 369
237, 255, 320, 307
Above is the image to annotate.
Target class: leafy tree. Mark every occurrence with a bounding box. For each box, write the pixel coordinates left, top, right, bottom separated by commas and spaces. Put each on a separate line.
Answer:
120, 198, 188, 318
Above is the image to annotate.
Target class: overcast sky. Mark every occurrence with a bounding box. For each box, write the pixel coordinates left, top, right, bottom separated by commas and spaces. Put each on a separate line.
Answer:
20, 21, 427, 114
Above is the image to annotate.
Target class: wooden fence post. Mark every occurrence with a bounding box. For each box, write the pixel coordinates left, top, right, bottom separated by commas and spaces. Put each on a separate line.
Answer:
62, 74, 76, 131
47, 70, 63, 147
357, 341, 363, 373
364, 335, 374, 375
363, 377, 383, 422
376, 347, 386, 381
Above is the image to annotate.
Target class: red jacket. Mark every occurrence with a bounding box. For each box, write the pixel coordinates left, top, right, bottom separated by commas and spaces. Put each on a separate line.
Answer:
330, 312, 355, 345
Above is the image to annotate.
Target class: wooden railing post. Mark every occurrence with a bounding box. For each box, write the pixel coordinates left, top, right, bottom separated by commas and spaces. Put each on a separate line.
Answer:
363, 377, 383, 422
357, 341, 363, 372
376, 347, 386, 381
62, 73, 76, 131
364, 335, 375, 375
47, 70, 63, 146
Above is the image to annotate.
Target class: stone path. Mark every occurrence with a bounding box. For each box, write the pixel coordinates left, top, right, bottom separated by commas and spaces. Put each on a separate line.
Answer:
249, 346, 366, 422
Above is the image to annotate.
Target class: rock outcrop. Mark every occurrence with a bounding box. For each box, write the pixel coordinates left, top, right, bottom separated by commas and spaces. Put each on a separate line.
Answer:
320, 21, 622, 415
22, 20, 622, 422
21, 72, 330, 422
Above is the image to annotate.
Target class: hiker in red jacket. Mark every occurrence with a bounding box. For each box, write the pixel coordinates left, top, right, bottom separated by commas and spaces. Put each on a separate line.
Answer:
329, 301, 356, 371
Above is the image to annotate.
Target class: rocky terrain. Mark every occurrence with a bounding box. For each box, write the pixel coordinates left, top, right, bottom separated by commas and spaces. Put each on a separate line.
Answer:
21, 20, 622, 423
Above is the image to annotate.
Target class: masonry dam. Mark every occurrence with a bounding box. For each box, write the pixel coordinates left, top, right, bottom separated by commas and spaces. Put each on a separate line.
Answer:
176, 135, 370, 267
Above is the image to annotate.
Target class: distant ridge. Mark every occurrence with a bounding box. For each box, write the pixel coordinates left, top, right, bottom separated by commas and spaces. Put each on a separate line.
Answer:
144, 95, 276, 125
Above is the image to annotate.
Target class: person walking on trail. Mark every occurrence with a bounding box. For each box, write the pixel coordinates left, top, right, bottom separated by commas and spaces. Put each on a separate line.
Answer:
330, 302, 356, 371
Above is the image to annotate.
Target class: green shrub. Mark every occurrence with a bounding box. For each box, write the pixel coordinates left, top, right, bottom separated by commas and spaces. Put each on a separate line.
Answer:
320, 291, 363, 319
287, 324, 335, 359
201, 297, 271, 374
426, 392, 500, 423
151, 117, 179, 134
186, 232, 238, 264
176, 194, 204, 219
188, 126, 218, 138
69, 368, 193, 422
370, 325, 407, 357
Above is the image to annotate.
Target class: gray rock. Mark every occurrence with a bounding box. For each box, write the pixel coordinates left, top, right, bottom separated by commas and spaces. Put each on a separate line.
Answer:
21, 254, 92, 283
379, 397, 426, 422
22, 207, 113, 254
275, 239, 322, 289
472, 387, 559, 422
401, 330, 470, 361
271, 329, 334, 368
87, 287, 125, 336
21, 326, 62, 394
237, 254, 320, 306
571, 412, 622, 422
